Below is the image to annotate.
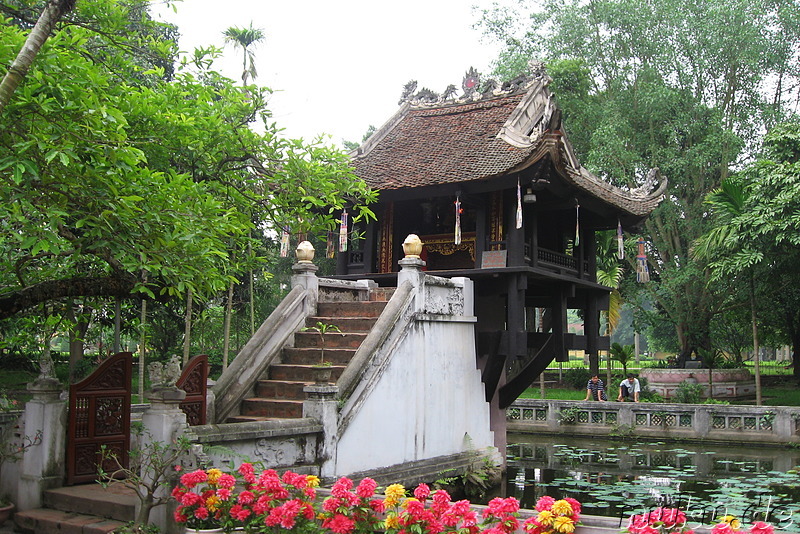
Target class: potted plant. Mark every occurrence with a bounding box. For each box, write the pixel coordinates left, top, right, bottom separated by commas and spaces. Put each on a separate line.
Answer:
301, 321, 342, 383
97, 427, 193, 532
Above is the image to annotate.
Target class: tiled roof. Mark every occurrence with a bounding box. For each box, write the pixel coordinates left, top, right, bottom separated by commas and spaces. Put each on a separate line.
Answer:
352, 94, 533, 190
350, 77, 665, 217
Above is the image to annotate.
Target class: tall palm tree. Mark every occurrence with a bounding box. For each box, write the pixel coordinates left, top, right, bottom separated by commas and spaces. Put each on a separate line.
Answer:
0, 0, 77, 112
694, 178, 763, 404
222, 23, 265, 86
596, 229, 625, 381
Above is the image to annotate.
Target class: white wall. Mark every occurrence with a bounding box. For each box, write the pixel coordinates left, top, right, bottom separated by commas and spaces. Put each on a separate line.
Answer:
335, 313, 494, 474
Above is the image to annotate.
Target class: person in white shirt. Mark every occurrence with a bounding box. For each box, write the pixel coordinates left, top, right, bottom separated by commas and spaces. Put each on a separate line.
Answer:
618, 373, 641, 402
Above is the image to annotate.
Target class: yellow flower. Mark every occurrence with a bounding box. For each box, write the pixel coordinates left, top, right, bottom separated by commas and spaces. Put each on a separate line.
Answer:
384, 484, 406, 507
206, 468, 222, 485
553, 516, 576, 533
205, 495, 221, 512
536, 510, 554, 526
306, 475, 320, 488
551, 500, 574, 516
721, 516, 741, 530
384, 514, 400, 529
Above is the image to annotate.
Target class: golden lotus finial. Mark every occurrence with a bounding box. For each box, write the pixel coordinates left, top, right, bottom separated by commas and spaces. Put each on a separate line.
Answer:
402, 234, 423, 258
295, 241, 315, 263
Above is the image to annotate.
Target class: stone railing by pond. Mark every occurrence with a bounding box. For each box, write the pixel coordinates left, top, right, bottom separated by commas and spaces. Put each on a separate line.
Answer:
507, 399, 800, 445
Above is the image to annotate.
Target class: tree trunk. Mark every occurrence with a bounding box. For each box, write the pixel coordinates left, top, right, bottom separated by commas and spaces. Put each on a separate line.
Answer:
222, 281, 234, 370
183, 288, 193, 365
66, 299, 90, 383
0, 0, 75, 112
138, 298, 147, 400
113, 297, 121, 353
750, 277, 762, 405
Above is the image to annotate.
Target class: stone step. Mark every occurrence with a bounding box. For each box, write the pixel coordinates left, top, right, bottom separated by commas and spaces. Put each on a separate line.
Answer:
43, 484, 136, 522
268, 364, 345, 382
241, 398, 304, 418
304, 316, 379, 332
255, 379, 308, 400
316, 301, 387, 318
14, 508, 126, 534
294, 331, 367, 349
282, 347, 356, 365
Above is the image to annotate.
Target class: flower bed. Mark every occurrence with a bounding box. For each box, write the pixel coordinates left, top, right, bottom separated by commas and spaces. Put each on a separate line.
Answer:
171, 466, 780, 534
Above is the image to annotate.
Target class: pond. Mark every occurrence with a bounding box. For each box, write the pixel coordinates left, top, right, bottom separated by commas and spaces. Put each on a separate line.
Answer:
504, 433, 800, 530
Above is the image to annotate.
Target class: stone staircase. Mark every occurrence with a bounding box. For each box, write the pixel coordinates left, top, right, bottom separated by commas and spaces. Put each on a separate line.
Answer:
14, 483, 136, 533
229, 291, 393, 423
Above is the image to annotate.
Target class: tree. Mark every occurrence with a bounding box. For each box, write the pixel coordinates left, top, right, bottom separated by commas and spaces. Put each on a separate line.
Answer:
609, 342, 634, 375
697, 123, 800, 384
477, 0, 800, 366
0, 0, 76, 112
0, 0, 376, 356
222, 23, 265, 86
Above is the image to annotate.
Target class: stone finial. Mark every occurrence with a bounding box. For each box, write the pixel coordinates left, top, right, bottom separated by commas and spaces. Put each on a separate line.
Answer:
148, 355, 183, 389
295, 240, 315, 263
402, 234, 423, 258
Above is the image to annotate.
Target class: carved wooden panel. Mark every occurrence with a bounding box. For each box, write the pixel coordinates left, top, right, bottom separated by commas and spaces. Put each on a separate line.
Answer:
177, 354, 208, 426
67, 352, 132, 485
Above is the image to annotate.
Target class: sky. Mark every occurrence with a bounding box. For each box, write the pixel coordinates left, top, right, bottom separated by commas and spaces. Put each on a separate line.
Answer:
153, 0, 507, 147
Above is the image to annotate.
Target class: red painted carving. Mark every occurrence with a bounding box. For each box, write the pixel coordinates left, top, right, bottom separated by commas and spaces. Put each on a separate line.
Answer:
67, 352, 132, 485
177, 355, 208, 426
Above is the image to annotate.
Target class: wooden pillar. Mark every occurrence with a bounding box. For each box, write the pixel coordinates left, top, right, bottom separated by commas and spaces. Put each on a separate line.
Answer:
586, 293, 600, 375
363, 220, 376, 273
553, 285, 570, 362
475, 197, 487, 268
586, 228, 597, 281
506, 190, 525, 267
506, 273, 528, 359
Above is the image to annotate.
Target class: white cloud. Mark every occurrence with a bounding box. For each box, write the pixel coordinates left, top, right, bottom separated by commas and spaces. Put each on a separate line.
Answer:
153, 0, 504, 146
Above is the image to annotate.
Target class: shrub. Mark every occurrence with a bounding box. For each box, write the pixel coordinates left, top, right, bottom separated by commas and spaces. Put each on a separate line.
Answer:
563, 368, 593, 390
673, 380, 704, 404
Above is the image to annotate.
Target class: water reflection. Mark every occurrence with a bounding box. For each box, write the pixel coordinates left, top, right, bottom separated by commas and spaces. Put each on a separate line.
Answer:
505, 433, 800, 529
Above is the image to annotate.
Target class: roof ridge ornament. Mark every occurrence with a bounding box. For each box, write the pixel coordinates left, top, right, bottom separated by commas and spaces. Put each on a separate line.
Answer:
462, 67, 480, 97
398, 61, 550, 108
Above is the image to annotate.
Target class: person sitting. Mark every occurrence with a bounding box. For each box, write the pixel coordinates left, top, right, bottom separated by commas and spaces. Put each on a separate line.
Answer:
585, 374, 607, 401
618, 373, 641, 402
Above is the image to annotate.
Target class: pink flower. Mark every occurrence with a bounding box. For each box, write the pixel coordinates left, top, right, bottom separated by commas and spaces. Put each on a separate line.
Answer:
324, 513, 356, 534
230, 504, 251, 521
322, 497, 342, 513
238, 490, 255, 504
369, 499, 386, 513
173, 508, 188, 523
711, 523, 738, 534
216, 488, 232, 501
414, 483, 431, 500
749, 522, 774, 534
356, 477, 378, 498
535, 496, 555, 512
193, 506, 209, 520
180, 492, 201, 506
218, 473, 236, 489
179, 469, 207, 489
